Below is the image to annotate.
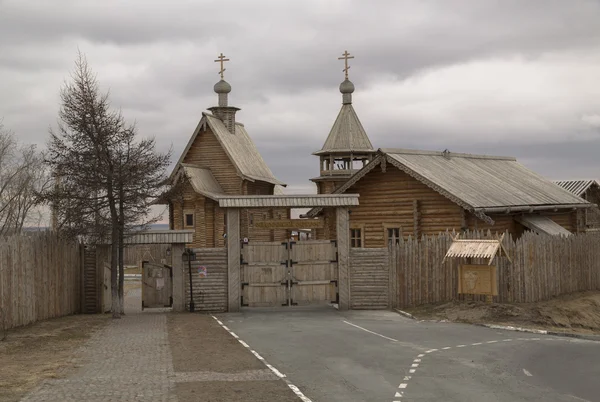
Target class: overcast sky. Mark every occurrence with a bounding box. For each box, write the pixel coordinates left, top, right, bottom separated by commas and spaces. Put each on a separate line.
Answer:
2, 0, 600, 220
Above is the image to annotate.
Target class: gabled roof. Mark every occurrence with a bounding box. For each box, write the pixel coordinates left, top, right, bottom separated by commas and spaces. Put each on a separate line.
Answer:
306, 148, 592, 222
171, 112, 285, 186
313, 104, 375, 156
553, 179, 599, 197
180, 165, 224, 200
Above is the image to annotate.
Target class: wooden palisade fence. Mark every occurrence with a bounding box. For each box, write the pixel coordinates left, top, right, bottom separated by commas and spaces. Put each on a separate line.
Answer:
391, 231, 600, 308
0, 232, 82, 331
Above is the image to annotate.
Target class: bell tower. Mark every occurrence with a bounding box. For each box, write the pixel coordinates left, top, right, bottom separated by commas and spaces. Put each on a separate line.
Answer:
311, 51, 376, 194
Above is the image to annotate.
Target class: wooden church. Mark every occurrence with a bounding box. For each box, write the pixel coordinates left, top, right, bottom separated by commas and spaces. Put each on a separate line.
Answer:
306, 52, 592, 246
159, 54, 290, 247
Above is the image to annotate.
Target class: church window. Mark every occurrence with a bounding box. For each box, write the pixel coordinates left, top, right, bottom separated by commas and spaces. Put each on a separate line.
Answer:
184, 212, 194, 228
350, 228, 363, 248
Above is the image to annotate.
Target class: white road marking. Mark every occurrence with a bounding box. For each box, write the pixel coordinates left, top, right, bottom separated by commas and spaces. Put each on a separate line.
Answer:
395, 391, 403, 397
342, 321, 399, 342
414, 359, 421, 362
457, 344, 466, 348
212, 315, 312, 402
404, 376, 411, 380
417, 354, 425, 357
523, 369, 533, 377
487, 340, 498, 344
472, 342, 482, 346
399, 384, 408, 388
442, 346, 451, 350
411, 363, 419, 368
425, 349, 438, 353
409, 369, 416, 373
503, 339, 513, 342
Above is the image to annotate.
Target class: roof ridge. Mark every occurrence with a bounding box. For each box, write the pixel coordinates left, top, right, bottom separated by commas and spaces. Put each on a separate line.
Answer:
379, 148, 516, 161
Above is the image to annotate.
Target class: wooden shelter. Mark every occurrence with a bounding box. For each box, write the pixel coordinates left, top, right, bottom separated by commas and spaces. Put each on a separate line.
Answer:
554, 179, 600, 232
305, 149, 594, 247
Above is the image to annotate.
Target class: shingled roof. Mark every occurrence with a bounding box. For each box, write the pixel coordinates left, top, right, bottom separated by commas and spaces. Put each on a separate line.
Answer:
553, 179, 599, 197
171, 112, 285, 186
313, 103, 375, 156
306, 148, 592, 222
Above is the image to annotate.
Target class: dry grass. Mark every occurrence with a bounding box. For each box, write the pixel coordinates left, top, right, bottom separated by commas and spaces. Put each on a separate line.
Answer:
405, 291, 600, 335
0, 314, 109, 402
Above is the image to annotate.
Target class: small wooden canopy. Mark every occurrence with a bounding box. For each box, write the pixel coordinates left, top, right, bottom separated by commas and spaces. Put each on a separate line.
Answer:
442, 234, 511, 265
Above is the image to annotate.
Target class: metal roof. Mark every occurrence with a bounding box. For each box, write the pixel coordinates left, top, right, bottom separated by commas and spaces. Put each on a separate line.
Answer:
443, 236, 510, 265
382, 149, 589, 210
218, 194, 359, 208
123, 230, 194, 245
553, 179, 599, 197
171, 113, 285, 186
313, 104, 375, 156
182, 165, 224, 200
515, 215, 572, 236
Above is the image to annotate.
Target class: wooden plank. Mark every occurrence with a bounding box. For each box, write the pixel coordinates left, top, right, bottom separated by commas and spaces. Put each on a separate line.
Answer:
227, 208, 241, 312
254, 219, 324, 229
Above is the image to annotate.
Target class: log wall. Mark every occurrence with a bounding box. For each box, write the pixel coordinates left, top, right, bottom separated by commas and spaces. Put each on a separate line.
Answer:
184, 248, 228, 313
392, 231, 600, 308
0, 233, 82, 330
350, 248, 389, 309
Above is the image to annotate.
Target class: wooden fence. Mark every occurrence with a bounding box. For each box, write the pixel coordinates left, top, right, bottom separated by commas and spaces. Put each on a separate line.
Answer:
185, 248, 228, 313
350, 248, 390, 309
0, 232, 82, 331
392, 231, 600, 308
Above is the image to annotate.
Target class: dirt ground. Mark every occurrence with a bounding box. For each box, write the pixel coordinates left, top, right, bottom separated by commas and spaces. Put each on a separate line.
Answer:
0, 314, 109, 402
167, 314, 299, 402
404, 291, 600, 335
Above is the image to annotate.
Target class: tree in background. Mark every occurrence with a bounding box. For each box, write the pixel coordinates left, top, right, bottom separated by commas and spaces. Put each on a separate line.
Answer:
44, 52, 170, 318
0, 121, 50, 235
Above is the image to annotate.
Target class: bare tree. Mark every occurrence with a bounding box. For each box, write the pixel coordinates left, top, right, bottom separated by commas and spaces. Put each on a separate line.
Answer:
0, 121, 50, 235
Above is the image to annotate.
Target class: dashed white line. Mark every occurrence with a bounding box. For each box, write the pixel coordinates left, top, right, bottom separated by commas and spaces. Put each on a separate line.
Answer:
472, 342, 482, 346
212, 316, 312, 402
487, 340, 498, 344
342, 321, 399, 342
523, 369, 533, 377
442, 346, 451, 350
457, 344, 466, 348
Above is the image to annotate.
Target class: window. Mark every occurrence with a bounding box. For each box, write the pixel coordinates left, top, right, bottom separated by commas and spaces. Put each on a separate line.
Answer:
184, 212, 194, 228
386, 227, 401, 245
350, 228, 362, 248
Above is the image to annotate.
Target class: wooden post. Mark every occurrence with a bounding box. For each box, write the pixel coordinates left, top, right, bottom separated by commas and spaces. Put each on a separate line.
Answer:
227, 208, 241, 312
171, 244, 186, 312
336, 207, 350, 310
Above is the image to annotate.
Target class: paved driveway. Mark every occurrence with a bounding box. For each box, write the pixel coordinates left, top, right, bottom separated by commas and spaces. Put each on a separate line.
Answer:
216, 306, 600, 402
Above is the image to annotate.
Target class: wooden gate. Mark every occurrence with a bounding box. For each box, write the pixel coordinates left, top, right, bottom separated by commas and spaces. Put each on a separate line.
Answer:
241, 240, 338, 307
142, 262, 173, 309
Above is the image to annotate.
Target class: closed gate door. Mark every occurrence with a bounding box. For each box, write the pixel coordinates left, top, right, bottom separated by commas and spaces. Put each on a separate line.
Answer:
240, 242, 288, 307
241, 240, 338, 307
142, 262, 173, 309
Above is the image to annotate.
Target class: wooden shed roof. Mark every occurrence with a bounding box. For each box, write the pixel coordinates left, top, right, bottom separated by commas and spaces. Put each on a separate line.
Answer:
313, 104, 375, 156
442, 236, 510, 265
305, 148, 592, 222
171, 112, 285, 186
515, 215, 572, 236
553, 179, 600, 197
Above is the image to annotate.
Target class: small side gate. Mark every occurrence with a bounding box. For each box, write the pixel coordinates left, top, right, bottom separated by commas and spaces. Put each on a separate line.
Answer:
240, 240, 338, 307
142, 262, 173, 309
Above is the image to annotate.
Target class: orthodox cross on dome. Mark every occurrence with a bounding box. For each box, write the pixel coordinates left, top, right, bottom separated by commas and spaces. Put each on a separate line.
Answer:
214, 53, 230, 79
338, 50, 354, 79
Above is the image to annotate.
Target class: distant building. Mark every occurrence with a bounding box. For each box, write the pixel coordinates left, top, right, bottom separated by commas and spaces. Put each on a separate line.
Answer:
554, 180, 600, 232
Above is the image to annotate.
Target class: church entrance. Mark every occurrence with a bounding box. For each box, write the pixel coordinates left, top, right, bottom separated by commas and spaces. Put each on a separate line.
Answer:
240, 240, 338, 307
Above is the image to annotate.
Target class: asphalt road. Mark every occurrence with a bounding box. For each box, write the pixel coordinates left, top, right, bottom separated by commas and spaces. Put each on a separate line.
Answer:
217, 306, 600, 402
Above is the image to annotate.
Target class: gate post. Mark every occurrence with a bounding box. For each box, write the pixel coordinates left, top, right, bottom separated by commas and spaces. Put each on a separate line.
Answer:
171, 244, 186, 312
336, 207, 350, 310
227, 208, 241, 312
